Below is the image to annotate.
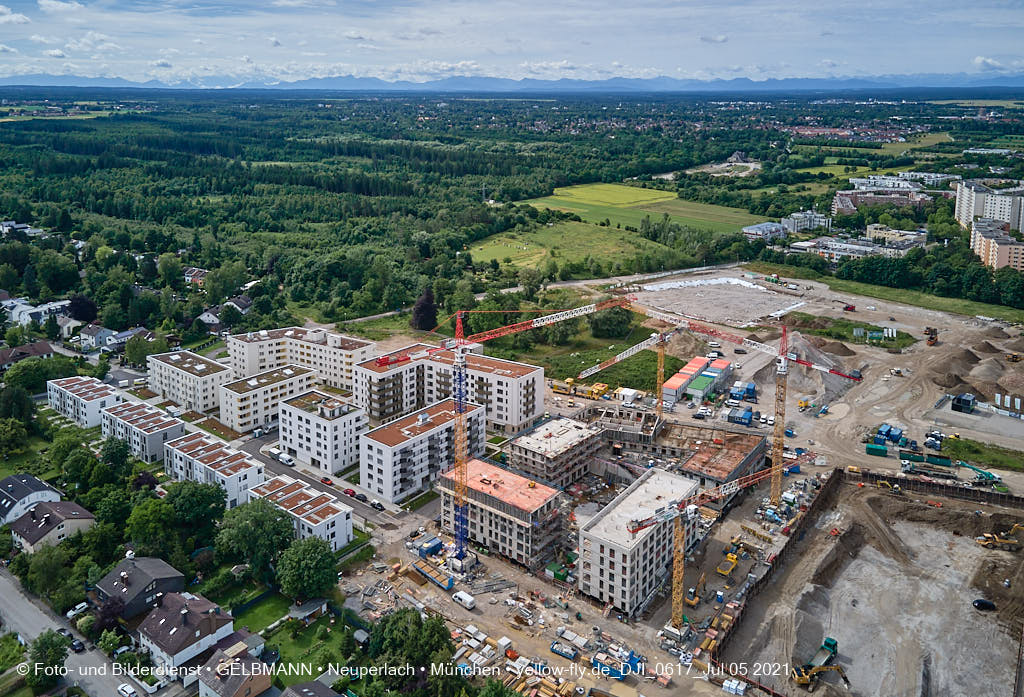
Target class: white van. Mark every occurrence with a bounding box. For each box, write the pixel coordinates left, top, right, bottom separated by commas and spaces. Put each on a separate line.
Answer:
452, 591, 476, 610
725, 399, 740, 408
708, 341, 721, 348
278, 454, 295, 466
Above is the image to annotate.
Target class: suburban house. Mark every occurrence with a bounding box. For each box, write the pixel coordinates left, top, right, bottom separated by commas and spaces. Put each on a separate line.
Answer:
57, 316, 83, 339
184, 267, 209, 287
9, 501, 95, 553
197, 642, 271, 697
108, 326, 155, 351
138, 592, 235, 682
80, 324, 116, 351
223, 296, 252, 315
7, 300, 70, 327
0, 474, 61, 525
280, 683, 340, 697
95, 554, 185, 620
0, 341, 54, 373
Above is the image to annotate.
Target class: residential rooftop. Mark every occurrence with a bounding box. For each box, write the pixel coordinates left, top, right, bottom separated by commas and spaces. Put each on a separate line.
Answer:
355, 343, 437, 374
426, 349, 543, 379
248, 475, 351, 526
149, 350, 231, 377
229, 326, 370, 350
510, 417, 601, 458
103, 402, 183, 434
440, 458, 559, 513
221, 364, 315, 395
582, 468, 698, 548
282, 391, 359, 420
10, 501, 93, 545
363, 399, 483, 448
49, 375, 119, 402
165, 432, 262, 478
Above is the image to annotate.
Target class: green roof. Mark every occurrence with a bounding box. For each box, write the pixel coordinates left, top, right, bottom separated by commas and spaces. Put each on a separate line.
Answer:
687, 375, 714, 391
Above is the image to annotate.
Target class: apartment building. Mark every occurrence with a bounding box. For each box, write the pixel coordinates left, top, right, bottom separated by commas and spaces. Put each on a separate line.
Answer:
278, 391, 368, 475
578, 469, 699, 616
897, 171, 961, 187
218, 365, 316, 434
507, 417, 603, 489
741, 222, 786, 241
248, 475, 353, 552
781, 210, 832, 234
353, 344, 544, 433
437, 458, 561, 569
227, 327, 374, 391
47, 375, 122, 428
164, 432, 265, 508
955, 179, 1024, 230
971, 218, 1024, 271
101, 402, 186, 462
360, 399, 485, 503
849, 175, 922, 191
148, 351, 233, 414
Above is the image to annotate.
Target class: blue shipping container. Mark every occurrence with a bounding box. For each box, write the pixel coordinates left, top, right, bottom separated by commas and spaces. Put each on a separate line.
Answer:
873, 435, 887, 445
889, 427, 903, 443
745, 382, 757, 396
878, 424, 891, 437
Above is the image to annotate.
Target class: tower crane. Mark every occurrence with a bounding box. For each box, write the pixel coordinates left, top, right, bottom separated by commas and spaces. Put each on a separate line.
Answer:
578, 303, 860, 631
373, 295, 633, 563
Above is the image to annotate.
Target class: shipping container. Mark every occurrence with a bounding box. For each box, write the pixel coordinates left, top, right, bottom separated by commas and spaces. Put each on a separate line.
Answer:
899, 450, 925, 462
877, 424, 891, 438
872, 435, 887, 446
888, 427, 903, 443
926, 453, 953, 467
866, 444, 888, 457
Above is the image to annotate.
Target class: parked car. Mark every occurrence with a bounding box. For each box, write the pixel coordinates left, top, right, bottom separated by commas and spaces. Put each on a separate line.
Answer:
69, 639, 85, 653
343, 488, 356, 497
65, 602, 88, 620
117, 684, 138, 697
354, 493, 368, 503
370, 500, 385, 511
973, 598, 996, 611
734, 348, 747, 354
278, 454, 295, 466
56, 628, 72, 638
692, 413, 705, 420
320, 477, 334, 486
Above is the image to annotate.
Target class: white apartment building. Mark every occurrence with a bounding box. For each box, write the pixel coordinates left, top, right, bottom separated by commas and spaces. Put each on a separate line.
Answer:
897, 171, 961, 187
971, 218, 1024, 271
781, 210, 832, 234
101, 402, 186, 462
353, 344, 544, 433
218, 365, 316, 434
148, 351, 233, 414
248, 475, 353, 552
955, 179, 1024, 231
741, 222, 786, 241
849, 175, 922, 191
579, 469, 699, 616
508, 417, 603, 489
164, 432, 265, 508
361, 399, 485, 504
227, 327, 374, 391
47, 375, 122, 428
437, 458, 561, 569
278, 391, 368, 475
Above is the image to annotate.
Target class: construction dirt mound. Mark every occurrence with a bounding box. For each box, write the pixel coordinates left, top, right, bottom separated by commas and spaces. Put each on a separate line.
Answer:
1006, 336, 1024, 351
974, 340, 1002, 354
810, 524, 866, 587
866, 494, 1019, 538
971, 556, 1024, 632
983, 326, 1010, 339
819, 340, 856, 357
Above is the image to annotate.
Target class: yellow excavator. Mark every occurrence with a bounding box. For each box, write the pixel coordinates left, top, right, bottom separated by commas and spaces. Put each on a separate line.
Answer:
791, 664, 851, 692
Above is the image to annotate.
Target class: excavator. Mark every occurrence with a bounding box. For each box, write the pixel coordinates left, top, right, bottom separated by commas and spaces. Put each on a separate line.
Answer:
684, 572, 706, 608
791, 664, 851, 692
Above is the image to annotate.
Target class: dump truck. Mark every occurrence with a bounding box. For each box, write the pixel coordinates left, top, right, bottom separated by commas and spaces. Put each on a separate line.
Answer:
791, 664, 850, 692
716, 553, 738, 576
975, 534, 1021, 551
805, 637, 838, 669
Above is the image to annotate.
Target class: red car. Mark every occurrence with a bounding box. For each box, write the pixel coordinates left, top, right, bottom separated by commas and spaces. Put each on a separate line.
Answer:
320, 477, 334, 486
343, 488, 356, 497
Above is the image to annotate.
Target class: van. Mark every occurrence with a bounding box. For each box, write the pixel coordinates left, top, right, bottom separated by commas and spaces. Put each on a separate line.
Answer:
118, 380, 130, 388
452, 591, 476, 610
268, 447, 282, 460
278, 454, 295, 466
133, 378, 147, 386
760, 414, 768, 424
708, 341, 721, 348
725, 399, 740, 408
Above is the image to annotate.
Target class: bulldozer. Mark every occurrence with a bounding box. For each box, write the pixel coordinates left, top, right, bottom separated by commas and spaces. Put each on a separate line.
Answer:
791, 664, 851, 692
976, 533, 1021, 551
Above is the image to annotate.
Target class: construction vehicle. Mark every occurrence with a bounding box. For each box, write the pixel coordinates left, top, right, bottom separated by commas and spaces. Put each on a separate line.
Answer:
975, 534, 1021, 551
805, 637, 839, 668
551, 378, 576, 395
877, 481, 903, 495
1004, 523, 1024, 537
901, 462, 959, 481
791, 664, 850, 692
842, 304, 855, 312
684, 572, 706, 608
716, 553, 739, 577
890, 368, 903, 376
958, 461, 1003, 484
924, 326, 938, 346
1009, 353, 1022, 363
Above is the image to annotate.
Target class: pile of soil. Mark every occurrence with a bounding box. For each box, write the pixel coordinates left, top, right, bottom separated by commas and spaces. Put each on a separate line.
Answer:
811, 524, 866, 587
866, 494, 1019, 538
930, 349, 982, 390
971, 556, 1024, 631
974, 340, 1001, 354
820, 340, 856, 357
970, 358, 1005, 383
783, 313, 831, 330
745, 333, 763, 342
1005, 336, 1024, 351
983, 326, 1010, 339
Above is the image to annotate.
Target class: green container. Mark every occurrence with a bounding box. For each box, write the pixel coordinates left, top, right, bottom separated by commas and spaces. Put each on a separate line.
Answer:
899, 450, 924, 462
866, 444, 888, 457
926, 454, 952, 467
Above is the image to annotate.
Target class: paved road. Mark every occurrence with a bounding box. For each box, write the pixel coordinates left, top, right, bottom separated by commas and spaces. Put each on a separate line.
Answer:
0, 570, 127, 697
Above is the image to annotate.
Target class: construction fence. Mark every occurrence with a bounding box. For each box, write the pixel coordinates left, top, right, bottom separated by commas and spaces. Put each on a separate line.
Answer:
858, 470, 1024, 509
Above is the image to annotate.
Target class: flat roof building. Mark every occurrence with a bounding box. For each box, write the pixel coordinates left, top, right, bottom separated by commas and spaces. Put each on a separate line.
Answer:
101, 402, 187, 463
360, 399, 485, 503
227, 327, 374, 392
741, 222, 786, 241
164, 432, 265, 509
437, 458, 561, 569
507, 417, 603, 489
278, 391, 367, 475
148, 351, 233, 414
248, 475, 353, 552
971, 217, 1024, 271
219, 364, 316, 434
47, 375, 122, 428
781, 210, 832, 234
579, 469, 699, 616
955, 179, 1024, 231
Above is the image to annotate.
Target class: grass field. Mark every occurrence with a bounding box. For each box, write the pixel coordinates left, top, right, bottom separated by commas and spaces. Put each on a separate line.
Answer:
931, 100, 1024, 110
469, 220, 674, 267
945, 438, 1024, 472
233, 593, 291, 633
793, 132, 953, 157
523, 183, 763, 234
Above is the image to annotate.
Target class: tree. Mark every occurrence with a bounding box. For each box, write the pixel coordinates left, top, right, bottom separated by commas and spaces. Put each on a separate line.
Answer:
277, 537, 336, 600
218, 304, 243, 328
3, 355, 77, 393
183, 318, 208, 343
124, 333, 168, 366
518, 268, 541, 301
24, 544, 69, 596
0, 385, 35, 426
76, 613, 97, 639
25, 630, 69, 692
157, 253, 182, 289
216, 499, 293, 578
587, 306, 633, 339
410, 288, 437, 330
125, 498, 176, 556
0, 419, 28, 456
94, 596, 124, 633
92, 354, 110, 380
4, 325, 25, 348
68, 294, 98, 322
97, 629, 122, 656
165, 481, 226, 544
100, 438, 132, 479
43, 313, 59, 341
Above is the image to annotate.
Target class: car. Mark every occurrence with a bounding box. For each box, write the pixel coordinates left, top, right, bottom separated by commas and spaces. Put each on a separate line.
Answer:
320, 477, 334, 486
65, 602, 88, 620
56, 628, 72, 638
343, 488, 356, 497
69, 639, 85, 653
692, 413, 706, 420
734, 348, 747, 354
354, 493, 368, 503
370, 500, 385, 511
117, 684, 138, 697
973, 598, 996, 611
687, 402, 696, 409
278, 455, 295, 466
409, 529, 422, 540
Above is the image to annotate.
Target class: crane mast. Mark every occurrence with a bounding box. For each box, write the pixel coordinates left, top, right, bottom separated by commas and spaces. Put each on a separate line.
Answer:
451, 311, 470, 562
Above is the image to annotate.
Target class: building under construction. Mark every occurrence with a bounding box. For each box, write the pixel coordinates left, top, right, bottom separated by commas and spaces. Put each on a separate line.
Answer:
507, 417, 603, 489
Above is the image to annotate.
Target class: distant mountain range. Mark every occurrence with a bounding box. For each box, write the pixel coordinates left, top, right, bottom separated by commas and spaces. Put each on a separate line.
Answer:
3, 72, 1024, 92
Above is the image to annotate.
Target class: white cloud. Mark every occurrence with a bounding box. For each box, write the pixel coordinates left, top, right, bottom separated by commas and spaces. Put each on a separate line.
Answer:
973, 55, 1003, 70
30, 34, 58, 44
150, 59, 171, 68
66, 32, 121, 53
43, 48, 66, 57
0, 44, 17, 53
269, 36, 281, 47
699, 34, 728, 44
0, 5, 29, 24
38, 0, 83, 13
819, 58, 838, 68
344, 31, 366, 40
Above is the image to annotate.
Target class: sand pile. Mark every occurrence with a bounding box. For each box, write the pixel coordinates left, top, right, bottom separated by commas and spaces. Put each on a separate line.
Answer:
745, 333, 762, 342
1005, 337, 1024, 351
820, 340, 856, 357
983, 326, 1010, 339
970, 357, 1005, 383
943, 348, 983, 375
974, 340, 1001, 354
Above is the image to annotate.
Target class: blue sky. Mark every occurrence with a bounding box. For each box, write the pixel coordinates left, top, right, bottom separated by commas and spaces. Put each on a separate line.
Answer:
0, 0, 1021, 83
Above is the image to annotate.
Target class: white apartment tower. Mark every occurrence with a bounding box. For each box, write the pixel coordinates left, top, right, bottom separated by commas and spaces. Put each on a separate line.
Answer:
218, 365, 316, 434
147, 351, 233, 414
248, 475, 353, 552
227, 327, 374, 391
278, 391, 368, 475
955, 180, 1024, 231
163, 432, 265, 508
101, 402, 186, 462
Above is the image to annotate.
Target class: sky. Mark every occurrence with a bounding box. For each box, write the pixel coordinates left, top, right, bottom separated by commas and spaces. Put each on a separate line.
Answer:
0, 0, 1021, 84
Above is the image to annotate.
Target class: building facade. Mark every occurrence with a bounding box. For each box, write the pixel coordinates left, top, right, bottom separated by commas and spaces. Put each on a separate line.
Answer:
138, 592, 234, 680
955, 180, 1024, 231
101, 402, 186, 463
247, 476, 353, 552
164, 432, 265, 508
507, 417, 603, 489
10, 501, 95, 553
360, 399, 485, 503
219, 365, 317, 434
0, 474, 61, 525
970, 217, 1024, 271
781, 210, 832, 234
741, 222, 786, 241
47, 375, 122, 428
148, 351, 233, 413
437, 458, 561, 569
278, 391, 368, 475
94, 555, 186, 620
227, 327, 374, 391
578, 469, 699, 616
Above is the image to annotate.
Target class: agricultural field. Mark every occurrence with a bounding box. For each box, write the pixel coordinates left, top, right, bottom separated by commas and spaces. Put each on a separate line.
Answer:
931, 99, 1024, 109
469, 220, 674, 268
523, 183, 764, 233
793, 131, 954, 157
